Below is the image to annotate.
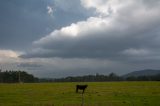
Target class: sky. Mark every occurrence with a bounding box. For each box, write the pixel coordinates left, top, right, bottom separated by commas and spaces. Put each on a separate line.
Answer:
0, 0, 160, 78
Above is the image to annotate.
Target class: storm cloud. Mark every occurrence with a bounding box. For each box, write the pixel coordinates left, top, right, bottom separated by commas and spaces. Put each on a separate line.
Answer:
1, 0, 160, 77
21, 0, 160, 62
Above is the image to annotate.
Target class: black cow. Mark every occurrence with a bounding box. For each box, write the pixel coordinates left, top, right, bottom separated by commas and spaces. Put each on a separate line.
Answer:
76, 85, 88, 93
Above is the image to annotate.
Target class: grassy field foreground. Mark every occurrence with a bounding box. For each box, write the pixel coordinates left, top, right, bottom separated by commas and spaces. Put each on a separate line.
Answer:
0, 82, 160, 106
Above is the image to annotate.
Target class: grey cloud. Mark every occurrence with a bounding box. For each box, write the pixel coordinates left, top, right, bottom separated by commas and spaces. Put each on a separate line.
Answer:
16, 58, 133, 78
21, 0, 160, 61
16, 57, 160, 78
18, 0, 160, 78
2, 0, 160, 78
17, 63, 42, 68
141, 0, 160, 8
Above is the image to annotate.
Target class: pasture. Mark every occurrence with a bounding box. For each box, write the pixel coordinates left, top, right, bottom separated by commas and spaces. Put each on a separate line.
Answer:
0, 82, 160, 106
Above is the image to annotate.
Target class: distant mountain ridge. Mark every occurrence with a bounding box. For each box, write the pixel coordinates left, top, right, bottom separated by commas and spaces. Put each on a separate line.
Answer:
123, 69, 160, 78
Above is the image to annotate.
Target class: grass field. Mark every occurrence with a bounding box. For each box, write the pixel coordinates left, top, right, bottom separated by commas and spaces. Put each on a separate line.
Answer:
0, 82, 160, 106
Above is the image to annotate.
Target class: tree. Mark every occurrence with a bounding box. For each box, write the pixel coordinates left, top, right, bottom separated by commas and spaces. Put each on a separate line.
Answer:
0, 70, 39, 83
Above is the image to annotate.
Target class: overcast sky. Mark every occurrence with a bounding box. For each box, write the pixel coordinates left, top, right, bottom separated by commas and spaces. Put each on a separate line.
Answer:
0, 0, 160, 78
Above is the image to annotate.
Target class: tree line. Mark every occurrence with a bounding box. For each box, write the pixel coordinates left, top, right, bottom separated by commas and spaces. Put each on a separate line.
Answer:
0, 70, 160, 83
0, 70, 38, 83
54, 73, 160, 82
54, 73, 122, 82
125, 74, 160, 81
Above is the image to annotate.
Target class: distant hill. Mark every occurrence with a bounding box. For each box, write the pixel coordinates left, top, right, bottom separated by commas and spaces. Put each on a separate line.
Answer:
123, 69, 160, 78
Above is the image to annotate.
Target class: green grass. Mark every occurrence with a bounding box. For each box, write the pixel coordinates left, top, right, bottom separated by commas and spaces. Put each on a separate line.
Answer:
0, 82, 160, 106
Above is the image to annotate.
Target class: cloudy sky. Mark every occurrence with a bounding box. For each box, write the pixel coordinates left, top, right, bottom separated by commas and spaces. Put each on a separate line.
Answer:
0, 0, 160, 78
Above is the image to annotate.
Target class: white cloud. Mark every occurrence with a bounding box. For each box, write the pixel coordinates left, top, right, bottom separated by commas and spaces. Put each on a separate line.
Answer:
121, 48, 151, 56
47, 6, 54, 16
81, 0, 136, 18
0, 49, 23, 71
0, 49, 20, 58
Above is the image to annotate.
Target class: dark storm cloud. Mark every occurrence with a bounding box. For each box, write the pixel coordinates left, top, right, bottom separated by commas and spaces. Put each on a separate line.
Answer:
21, 0, 160, 63
2, 0, 160, 78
